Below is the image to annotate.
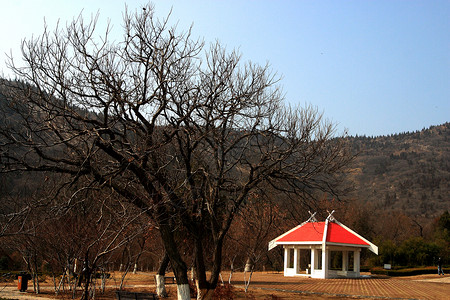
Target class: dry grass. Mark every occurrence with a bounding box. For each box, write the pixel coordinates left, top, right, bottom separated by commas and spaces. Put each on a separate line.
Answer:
3, 271, 448, 299
19, 271, 348, 299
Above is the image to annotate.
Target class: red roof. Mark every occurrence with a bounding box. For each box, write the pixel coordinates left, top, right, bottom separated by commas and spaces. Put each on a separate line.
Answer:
277, 222, 325, 243
326, 223, 369, 245
275, 221, 369, 246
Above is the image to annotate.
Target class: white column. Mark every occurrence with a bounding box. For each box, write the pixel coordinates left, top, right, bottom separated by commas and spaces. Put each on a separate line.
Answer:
294, 248, 299, 274
322, 247, 328, 278
353, 250, 360, 274
284, 247, 289, 276
322, 218, 330, 279
342, 250, 348, 271
310, 248, 315, 275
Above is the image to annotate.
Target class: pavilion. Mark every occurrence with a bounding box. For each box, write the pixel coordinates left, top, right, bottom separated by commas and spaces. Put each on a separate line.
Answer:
268, 212, 378, 279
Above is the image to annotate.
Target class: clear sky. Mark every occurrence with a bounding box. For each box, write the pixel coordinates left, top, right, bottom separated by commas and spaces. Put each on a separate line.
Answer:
1, 0, 449, 137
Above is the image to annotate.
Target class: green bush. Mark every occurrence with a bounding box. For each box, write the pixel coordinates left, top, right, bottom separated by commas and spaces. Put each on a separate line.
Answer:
372, 237, 442, 268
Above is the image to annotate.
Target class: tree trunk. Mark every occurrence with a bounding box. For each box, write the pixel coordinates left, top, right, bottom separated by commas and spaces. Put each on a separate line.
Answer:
177, 284, 190, 300
244, 268, 254, 293
133, 239, 145, 275
155, 275, 167, 298
101, 273, 106, 293
244, 256, 256, 293
81, 270, 93, 300
91, 276, 96, 299
32, 272, 40, 294
209, 237, 224, 289
244, 257, 253, 272
68, 259, 73, 291
193, 235, 225, 300
155, 252, 170, 298
119, 263, 131, 290
80, 256, 92, 300
193, 234, 209, 299
228, 255, 236, 284
56, 270, 65, 294
157, 216, 190, 300
32, 255, 40, 294
51, 272, 57, 294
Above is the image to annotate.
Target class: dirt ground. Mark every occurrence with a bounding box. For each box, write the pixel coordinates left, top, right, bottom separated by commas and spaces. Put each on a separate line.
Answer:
0, 271, 448, 299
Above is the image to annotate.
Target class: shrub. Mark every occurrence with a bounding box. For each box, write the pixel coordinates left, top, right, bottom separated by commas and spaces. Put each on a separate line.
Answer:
213, 283, 234, 300
372, 237, 442, 267
0, 256, 9, 271
371, 266, 448, 276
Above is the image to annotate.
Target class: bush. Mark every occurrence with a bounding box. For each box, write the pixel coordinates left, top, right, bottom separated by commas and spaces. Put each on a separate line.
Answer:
213, 283, 234, 300
371, 266, 448, 276
0, 256, 9, 271
372, 237, 442, 268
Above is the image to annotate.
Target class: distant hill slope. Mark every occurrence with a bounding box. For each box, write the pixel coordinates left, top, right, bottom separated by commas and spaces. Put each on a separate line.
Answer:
346, 123, 450, 218
1, 79, 448, 218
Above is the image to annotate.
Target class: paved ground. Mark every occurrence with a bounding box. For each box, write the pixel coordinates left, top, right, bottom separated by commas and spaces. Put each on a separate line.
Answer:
0, 272, 448, 299
228, 272, 450, 299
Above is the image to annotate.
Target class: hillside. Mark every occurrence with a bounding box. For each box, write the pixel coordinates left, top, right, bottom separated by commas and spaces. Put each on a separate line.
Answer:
1, 80, 448, 218
346, 123, 450, 218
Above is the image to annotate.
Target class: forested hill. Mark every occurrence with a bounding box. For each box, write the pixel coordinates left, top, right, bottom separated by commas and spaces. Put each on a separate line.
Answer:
1, 80, 448, 218
346, 123, 450, 218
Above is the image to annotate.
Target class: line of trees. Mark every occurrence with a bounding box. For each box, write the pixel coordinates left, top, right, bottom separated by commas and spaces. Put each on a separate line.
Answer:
371, 211, 450, 268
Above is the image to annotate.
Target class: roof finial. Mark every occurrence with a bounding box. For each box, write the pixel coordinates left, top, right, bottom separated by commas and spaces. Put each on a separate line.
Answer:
326, 210, 336, 221
307, 211, 317, 222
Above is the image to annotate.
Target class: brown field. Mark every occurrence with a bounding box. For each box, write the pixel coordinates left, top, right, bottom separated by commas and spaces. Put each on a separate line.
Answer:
0, 271, 448, 299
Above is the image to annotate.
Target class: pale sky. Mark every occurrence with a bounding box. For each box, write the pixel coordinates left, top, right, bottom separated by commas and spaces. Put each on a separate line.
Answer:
1, 0, 449, 137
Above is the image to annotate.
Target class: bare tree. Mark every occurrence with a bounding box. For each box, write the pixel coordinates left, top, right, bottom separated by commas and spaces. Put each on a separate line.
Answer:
1, 3, 353, 299
0, 174, 150, 299
223, 192, 286, 291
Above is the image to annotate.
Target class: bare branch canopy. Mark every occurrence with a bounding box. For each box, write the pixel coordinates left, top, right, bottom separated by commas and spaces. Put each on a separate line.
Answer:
0, 4, 353, 299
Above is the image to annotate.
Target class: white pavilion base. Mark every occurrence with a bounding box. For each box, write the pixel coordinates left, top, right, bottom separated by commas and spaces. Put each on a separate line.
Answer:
283, 245, 362, 279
